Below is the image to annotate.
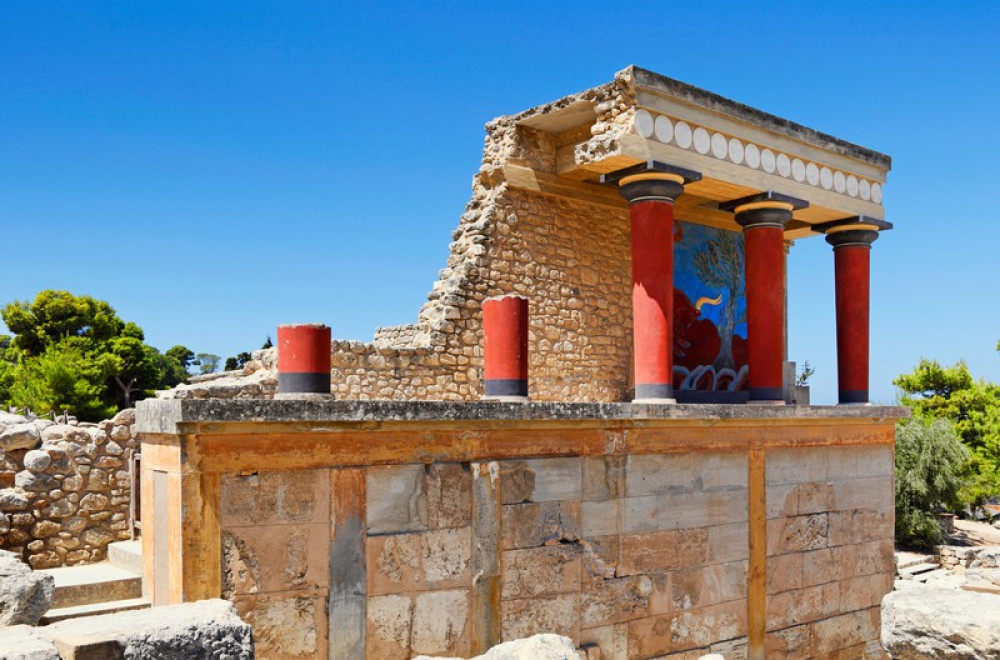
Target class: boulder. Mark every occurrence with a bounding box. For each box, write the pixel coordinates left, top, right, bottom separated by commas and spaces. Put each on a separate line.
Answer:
0, 625, 59, 660
0, 424, 40, 451
882, 586, 1000, 659
971, 547, 1000, 569
963, 568, 1000, 595
111, 408, 136, 427
414, 634, 579, 660
0, 549, 55, 626
22, 450, 51, 473
36, 598, 253, 658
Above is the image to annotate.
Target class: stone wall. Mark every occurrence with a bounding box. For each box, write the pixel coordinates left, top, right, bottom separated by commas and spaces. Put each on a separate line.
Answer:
0, 409, 138, 568
136, 399, 901, 660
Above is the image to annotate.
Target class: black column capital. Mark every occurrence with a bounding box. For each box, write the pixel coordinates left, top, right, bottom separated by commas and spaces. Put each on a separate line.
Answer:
720, 191, 808, 231
816, 215, 891, 249
602, 160, 701, 204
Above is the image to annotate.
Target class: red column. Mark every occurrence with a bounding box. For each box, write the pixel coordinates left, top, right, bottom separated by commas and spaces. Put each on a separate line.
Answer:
277, 323, 332, 394
618, 172, 686, 402
727, 195, 806, 403
826, 226, 879, 404
482, 295, 529, 399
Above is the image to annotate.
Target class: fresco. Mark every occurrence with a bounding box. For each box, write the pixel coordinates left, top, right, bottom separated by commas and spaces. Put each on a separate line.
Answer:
672, 220, 749, 392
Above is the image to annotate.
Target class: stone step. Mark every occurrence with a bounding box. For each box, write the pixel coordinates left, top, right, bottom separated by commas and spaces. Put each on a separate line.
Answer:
899, 562, 939, 578
38, 562, 143, 609
107, 539, 142, 575
914, 568, 953, 583
40, 597, 151, 624
896, 553, 938, 570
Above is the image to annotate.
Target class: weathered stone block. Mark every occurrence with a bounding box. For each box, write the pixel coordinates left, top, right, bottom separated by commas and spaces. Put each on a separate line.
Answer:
521, 457, 582, 502
500, 501, 580, 549
853, 446, 892, 478
699, 453, 747, 492
233, 590, 325, 659
840, 572, 893, 612
579, 576, 651, 628
765, 582, 840, 630
221, 469, 329, 527
499, 461, 535, 505
658, 489, 748, 531
582, 456, 625, 501
794, 481, 835, 515
625, 454, 697, 497
766, 448, 828, 486
810, 606, 879, 656
581, 499, 619, 537
618, 529, 709, 576
579, 623, 628, 660
626, 600, 746, 657
501, 545, 581, 600
768, 552, 804, 594
425, 463, 472, 529
765, 623, 812, 658
833, 476, 893, 514
366, 465, 428, 535
668, 561, 747, 610
367, 527, 471, 595
501, 594, 579, 642
767, 513, 829, 555
222, 522, 328, 596
411, 590, 470, 658
708, 523, 749, 564
366, 594, 412, 660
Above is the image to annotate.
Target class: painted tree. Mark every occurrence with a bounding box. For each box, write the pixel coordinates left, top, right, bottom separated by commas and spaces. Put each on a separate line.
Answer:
692, 230, 745, 372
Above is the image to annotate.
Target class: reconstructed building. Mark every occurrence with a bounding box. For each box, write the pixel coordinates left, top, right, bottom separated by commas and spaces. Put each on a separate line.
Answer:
138, 66, 902, 659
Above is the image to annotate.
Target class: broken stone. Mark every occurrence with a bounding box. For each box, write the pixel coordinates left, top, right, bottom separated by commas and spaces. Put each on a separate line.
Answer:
0, 549, 54, 626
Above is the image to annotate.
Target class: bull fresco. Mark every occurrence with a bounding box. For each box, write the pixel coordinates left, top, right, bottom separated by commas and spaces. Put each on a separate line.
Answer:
673, 221, 749, 394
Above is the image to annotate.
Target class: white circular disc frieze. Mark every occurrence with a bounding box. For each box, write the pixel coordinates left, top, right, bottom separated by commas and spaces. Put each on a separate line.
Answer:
745, 143, 760, 169
859, 179, 871, 201
833, 171, 846, 193
635, 110, 654, 138
654, 115, 673, 143
711, 132, 728, 159
674, 121, 693, 149
761, 148, 776, 173
820, 166, 833, 189
693, 127, 711, 154
847, 175, 859, 197
776, 153, 791, 178
791, 158, 806, 182
806, 162, 819, 186
872, 182, 883, 204
728, 138, 744, 165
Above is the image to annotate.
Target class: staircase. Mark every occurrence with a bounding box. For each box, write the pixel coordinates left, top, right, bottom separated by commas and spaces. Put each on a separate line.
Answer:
38, 540, 150, 623
896, 552, 948, 583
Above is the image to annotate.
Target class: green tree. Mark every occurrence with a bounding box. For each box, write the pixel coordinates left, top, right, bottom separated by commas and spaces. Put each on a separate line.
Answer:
895, 418, 969, 549
195, 353, 221, 375
0, 290, 173, 419
894, 358, 1000, 506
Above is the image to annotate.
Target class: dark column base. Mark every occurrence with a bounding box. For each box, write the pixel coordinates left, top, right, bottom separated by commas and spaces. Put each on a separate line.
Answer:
749, 387, 785, 403
484, 379, 528, 399
633, 383, 675, 403
278, 371, 331, 394
838, 390, 870, 405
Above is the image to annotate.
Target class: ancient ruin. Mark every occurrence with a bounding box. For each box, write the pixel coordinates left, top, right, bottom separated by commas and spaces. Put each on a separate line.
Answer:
131, 66, 903, 659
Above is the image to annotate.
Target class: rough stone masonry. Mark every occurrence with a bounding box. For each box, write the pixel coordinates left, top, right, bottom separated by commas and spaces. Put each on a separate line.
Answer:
138, 65, 900, 660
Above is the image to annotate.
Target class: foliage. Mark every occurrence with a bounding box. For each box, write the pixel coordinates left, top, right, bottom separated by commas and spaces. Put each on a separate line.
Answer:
894, 417, 969, 549
796, 361, 815, 387
195, 353, 221, 375
0, 290, 182, 419
894, 358, 1000, 505
224, 352, 252, 372
161, 345, 195, 387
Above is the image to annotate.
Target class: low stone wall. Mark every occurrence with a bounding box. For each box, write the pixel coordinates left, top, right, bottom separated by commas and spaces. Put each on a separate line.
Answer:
0, 409, 138, 568
137, 399, 900, 660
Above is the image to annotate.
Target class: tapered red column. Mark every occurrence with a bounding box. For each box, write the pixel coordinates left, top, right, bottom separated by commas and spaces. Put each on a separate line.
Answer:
723, 193, 808, 403
826, 224, 880, 404
277, 323, 332, 395
604, 161, 700, 403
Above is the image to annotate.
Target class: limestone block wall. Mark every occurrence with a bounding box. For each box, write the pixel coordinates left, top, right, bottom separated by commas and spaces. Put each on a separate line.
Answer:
138, 401, 901, 660
0, 409, 138, 568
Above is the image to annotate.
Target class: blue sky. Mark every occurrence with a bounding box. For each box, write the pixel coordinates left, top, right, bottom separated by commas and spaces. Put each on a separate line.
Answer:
1, 2, 998, 404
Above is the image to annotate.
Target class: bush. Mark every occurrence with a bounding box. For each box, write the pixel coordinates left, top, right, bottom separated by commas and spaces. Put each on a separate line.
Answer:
895, 417, 969, 549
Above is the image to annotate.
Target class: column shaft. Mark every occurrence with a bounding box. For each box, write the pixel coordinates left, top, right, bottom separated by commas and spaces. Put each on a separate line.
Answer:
629, 198, 676, 401
834, 245, 871, 403
744, 225, 787, 401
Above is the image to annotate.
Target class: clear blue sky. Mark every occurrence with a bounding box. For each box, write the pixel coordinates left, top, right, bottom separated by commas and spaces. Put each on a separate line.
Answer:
2, 2, 998, 404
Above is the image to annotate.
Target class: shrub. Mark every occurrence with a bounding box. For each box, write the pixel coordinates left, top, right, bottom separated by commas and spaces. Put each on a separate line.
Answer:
895, 417, 969, 549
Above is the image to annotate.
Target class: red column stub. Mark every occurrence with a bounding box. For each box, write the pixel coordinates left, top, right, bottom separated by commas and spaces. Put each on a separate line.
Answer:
277, 323, 332, 395
482, 295, 529, 400
723, 192, 808, 404
826, 224, 881, 404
